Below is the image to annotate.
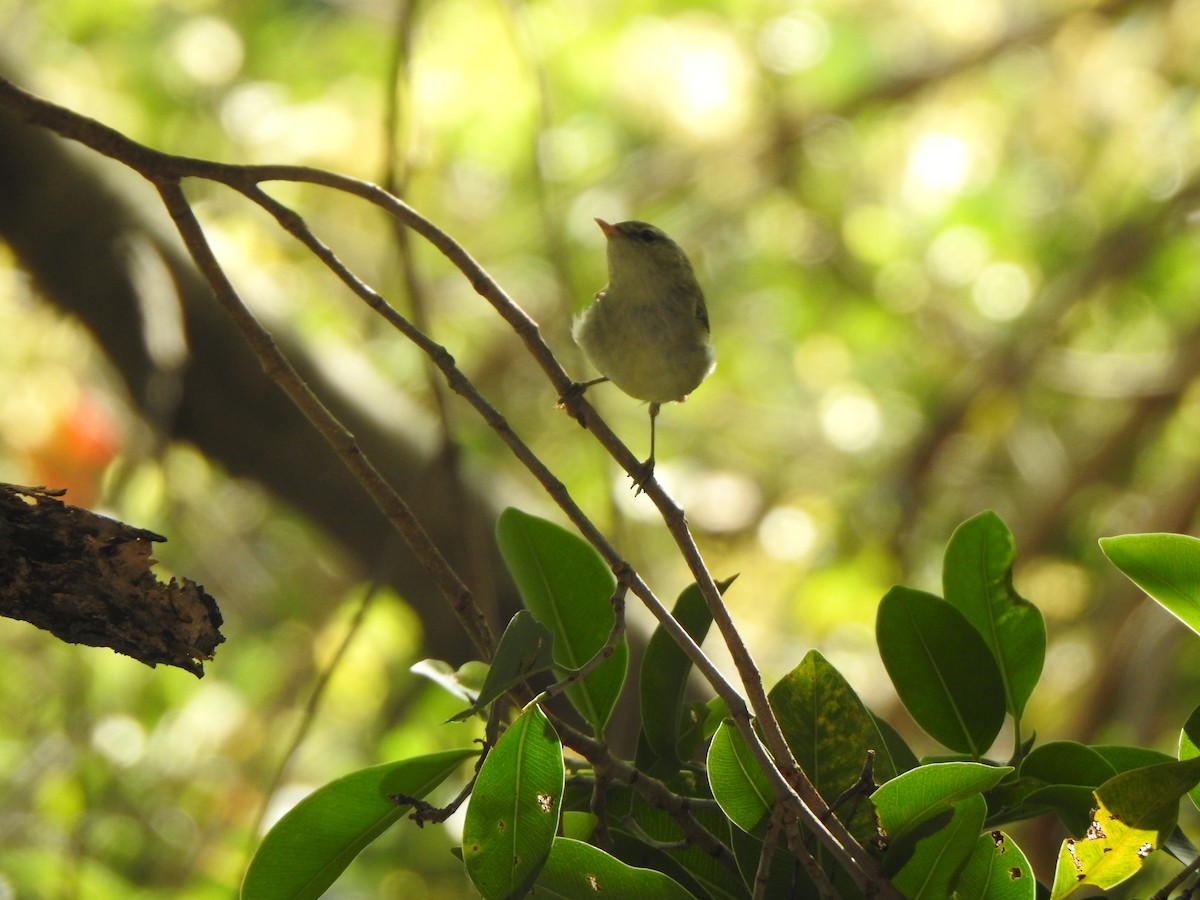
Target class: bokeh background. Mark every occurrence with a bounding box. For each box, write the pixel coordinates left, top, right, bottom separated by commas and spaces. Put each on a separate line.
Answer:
3, 0, 1200, 895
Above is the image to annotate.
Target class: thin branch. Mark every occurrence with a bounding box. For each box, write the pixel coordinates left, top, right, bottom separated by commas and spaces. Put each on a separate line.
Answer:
226, 167, 868, 877
1150, 853, 1200, 900
536, 579, 627, 710
155, 177, 496, 658
563, 722, 739, 876
753, 804, 785, 900
782, 815, 841, 900
0, 75, 898, 895
393, 736, 490, 827
588, 768, 615, 853
219, 175, 755, 751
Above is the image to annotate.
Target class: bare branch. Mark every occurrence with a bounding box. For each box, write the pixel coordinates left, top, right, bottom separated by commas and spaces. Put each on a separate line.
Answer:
0, 74, 900, 895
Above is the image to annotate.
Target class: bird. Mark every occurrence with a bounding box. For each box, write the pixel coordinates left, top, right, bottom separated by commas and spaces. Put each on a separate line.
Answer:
569, 217, 715, 489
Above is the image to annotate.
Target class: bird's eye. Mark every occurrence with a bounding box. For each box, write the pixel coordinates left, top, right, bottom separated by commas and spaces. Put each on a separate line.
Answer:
638, 228, 659, 243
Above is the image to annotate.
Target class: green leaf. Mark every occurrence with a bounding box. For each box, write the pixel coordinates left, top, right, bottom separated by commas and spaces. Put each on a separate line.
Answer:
876, 586, 1007, 756
463, 703, 564, 899
496, 508, 629, 733
1180, 704, 1200, 810
1092, 744, 1176, 773
707, 719, 773, 834
888, 794, 987, 899
872, 762, 1011, 837
1100, 533, 1200, 636
449, 611, 553, 721
767, 650, 898, 840
953, 829, 1036, 900
1099, 755, 1200, 835
639, 578, 728, 765
241, 749, 476, 900
560, 811, 597, 842
943, 511, 1046, 719
1048, 756, 1200, 898
1020, 741, 1117, 789
533, 838, 695, 899
1016, 740, 1128, 834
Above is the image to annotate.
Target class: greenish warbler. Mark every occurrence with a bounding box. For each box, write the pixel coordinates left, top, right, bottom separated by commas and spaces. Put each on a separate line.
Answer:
571, 218, 715, 482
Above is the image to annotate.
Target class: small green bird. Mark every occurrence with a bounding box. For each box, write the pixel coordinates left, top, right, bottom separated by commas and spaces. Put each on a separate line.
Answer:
571, 218, 716, 485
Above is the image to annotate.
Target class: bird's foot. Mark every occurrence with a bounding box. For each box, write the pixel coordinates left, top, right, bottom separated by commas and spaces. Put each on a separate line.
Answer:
556, 383, 589, 428
557, 378, 608, 426
630, 458, 656, 495
556, 381, 586, 409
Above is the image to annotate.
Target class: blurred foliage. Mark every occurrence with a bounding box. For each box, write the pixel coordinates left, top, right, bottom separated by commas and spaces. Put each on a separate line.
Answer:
2, 0, 1200, 895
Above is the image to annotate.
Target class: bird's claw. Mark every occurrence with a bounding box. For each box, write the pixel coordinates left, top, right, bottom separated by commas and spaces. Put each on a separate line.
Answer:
556, 382, 592, 429
630, 458, 656, 495
556, 381, 587, 409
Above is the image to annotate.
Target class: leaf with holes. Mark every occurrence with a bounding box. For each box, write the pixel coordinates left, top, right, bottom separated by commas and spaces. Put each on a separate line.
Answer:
948, 828, 1035, 900
534, 837, 695, 898
463, 703, 564, 899
1049, 756, 1200, 898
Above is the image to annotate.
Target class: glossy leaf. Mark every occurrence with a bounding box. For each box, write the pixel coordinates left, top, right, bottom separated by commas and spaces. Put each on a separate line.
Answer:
496, 508, 628, 733
639, 578, 728, 764
872, 761, 1011, 836
1093, 744, 1176, 772
449, 611, 553, 721
768, 650, 897, 839
241, 749, 476, 900
943, 511, 1046, 719
953, 829, 1036, 900
876, 586, 1006, 756
1100, 532, 1200, 636
463, 703, 564, 899
707, 719, 773, 834
533, 837, 695, 899
1020, 741, 1116, 788
888, 794, 987, 899
1049, 755, 1200, 898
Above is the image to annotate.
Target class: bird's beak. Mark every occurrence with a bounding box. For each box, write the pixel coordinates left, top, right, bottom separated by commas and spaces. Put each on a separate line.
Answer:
594, 217, 618, 239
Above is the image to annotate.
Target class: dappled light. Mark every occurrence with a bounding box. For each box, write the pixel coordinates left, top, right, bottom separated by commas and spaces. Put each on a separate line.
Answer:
2, 0, 1200, 894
